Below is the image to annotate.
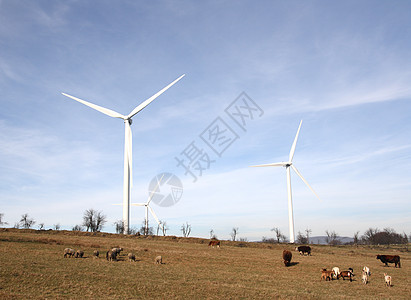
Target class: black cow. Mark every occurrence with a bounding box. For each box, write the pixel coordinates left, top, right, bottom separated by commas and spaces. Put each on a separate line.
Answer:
376, 255, 401, 268
295, 245, 311, 256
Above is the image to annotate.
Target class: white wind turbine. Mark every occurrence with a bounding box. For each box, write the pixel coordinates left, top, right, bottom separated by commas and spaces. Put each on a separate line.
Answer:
131, 174, 165, 235
62, 74, 185, 234
250, 120, 321, 243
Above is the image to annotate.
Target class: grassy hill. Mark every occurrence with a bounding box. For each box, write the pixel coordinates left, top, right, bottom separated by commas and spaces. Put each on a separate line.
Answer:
0, 228, 410, 299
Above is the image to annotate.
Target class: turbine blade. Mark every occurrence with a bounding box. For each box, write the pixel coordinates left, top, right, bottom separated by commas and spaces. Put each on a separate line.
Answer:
131, 203, 146, 206
250, 162, 287, 167
148, 205, 161, 225
127, 74, 185, 119
62, 93, 125, 119
289, 120, 303, 162
147, 174, 165, 205
291, 165, 321, 201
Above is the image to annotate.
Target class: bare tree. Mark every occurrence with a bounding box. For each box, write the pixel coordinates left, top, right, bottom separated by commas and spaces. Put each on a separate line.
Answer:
161, 221, 169, 236
305, 228, 312, 244
53, 224, 61, 231
140, 219, 154, 235
353, 231, 360, 245
325, 230, 340, 245
0, 213, 8, 227
20, 213, 35, 229
114, 220, 125, 234
210, 229, 217, 239
230, 227, 239, 241
271, 227, 286, 243
38, 223, 45, 230
296, 231, 308, 244
82, 209, 107, 232
72, 225, 84, 231
181, 222, 191, 237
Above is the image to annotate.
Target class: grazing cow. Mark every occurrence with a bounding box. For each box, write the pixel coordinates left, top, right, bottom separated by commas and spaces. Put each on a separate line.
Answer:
128, 253, 136, 262
155, 255, 162, 264
106, 250, 117, 261
362, 271, 369, 284
93, 250, 99, 258
321, 269, 334, 281
208, 240, 221, 248
282, 250, 292, 267
64, 248, 75, 258
75, 250, 84, 258
340, 268, 354, 282
363, 266, 371, 276
295, 245, 311, 256
384, 273, 392, 287
376, 255, 401, 268
332, 267, 341, 279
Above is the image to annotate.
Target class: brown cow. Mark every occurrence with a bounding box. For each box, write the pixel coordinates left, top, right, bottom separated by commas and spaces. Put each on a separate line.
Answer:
283, 250, 292, 267
208, 240, 221, 248
376, 255, 401, 268
340, 268, 354, 282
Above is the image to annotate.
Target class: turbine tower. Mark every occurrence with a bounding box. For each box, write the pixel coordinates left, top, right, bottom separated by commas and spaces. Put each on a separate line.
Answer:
62, 74, 185, 234
250, 120, 320, 243
131, 174, 165, 235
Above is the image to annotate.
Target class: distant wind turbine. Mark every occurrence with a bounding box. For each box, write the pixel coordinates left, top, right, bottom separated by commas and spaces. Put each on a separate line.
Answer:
250, 120, 321, 243
62, 74, 185, 234
131, 174, 165, 235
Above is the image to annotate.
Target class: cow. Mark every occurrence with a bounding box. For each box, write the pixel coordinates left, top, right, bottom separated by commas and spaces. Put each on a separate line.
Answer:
340, 268, 354, 282
376, 255, 401, 268
208, 240, 221, 248
282, 250, 292, 267
363, 266, 371, 276
93, 250, 99, 258
295, 245, 311, 256
384, 273, 392, 287
320, 269, 334, 281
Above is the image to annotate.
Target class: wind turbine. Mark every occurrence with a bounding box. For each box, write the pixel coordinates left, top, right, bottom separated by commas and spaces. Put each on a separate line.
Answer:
62, 74, 185, 234
250, 120, 320, 243
131, 174, 165, 235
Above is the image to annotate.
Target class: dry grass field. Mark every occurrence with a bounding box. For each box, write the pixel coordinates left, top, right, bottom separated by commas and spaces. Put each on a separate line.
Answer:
0, 228, 410, 299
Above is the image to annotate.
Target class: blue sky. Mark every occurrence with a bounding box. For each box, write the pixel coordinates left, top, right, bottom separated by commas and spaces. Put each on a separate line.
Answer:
1, 0, 410, 241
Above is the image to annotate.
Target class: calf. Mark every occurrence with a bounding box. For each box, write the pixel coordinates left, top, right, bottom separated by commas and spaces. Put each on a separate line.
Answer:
384, 273, 392, 287
295, 245, 311, 256
320, 269, 334, 281
128, 253, 136, 262
376, 255, 401, 268
340, 268, 354, 282
282, 250, 292, 267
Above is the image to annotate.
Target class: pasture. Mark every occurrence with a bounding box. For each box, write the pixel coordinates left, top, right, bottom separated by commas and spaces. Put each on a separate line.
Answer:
0, 228, 410, 299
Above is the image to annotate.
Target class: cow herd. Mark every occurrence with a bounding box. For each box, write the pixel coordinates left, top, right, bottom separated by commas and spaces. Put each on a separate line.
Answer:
63, 247, 164, 264
284, 245, 401, 288
63, 242, 402, 289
